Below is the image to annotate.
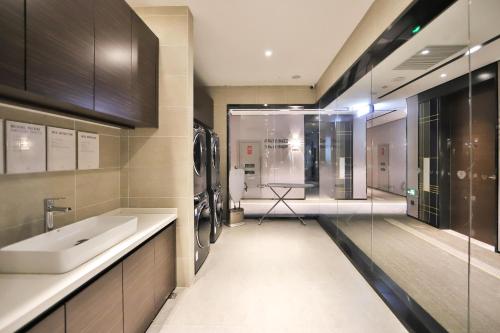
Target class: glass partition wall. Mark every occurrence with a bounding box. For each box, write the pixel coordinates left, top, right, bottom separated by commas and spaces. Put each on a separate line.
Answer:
229, 0, 499, 330
317, 0, 500, 331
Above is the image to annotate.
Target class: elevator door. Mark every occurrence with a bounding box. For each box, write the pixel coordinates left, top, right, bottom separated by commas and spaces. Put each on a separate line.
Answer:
446, 80, 497, 245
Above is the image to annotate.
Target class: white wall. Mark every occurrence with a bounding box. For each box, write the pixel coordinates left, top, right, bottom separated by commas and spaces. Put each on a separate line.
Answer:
353, 116, 367, 199
367, 117, 407, 196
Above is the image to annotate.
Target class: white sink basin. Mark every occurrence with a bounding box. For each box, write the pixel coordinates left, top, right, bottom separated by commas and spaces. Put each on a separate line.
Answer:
0, 216, 138, 274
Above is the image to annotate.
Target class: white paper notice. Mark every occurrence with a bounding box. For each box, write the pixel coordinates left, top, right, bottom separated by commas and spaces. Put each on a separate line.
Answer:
0, 119, 4, 174
78, 131, 99, 170
6, 121, 46, 174
47, 127, 76, 171
423, 157, 430, 192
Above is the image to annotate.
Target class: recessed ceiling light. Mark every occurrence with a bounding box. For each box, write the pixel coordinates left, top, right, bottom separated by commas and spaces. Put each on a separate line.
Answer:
420, 49, 430, 55
440, 73, 447, 78
264, 104, 268, 107
265, 50, 273, 57
291, 74, 301, 80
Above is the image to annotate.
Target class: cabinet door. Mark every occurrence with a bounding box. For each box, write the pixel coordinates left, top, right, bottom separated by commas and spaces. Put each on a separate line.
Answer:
154, 224, 177, 311
66, 264, 123, 333
132, 12, 159, 127
94, 0, 132, 120
0, 0, 25, 89
123, 240, 156, 333
26, 0, 94, 109
26, 0, 94, 110
27, 306, 65, 333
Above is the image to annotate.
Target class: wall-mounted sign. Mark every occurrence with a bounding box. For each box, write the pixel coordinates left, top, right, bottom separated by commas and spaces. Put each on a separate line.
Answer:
6, 120, 46, 174
78, 131, 99, 170
47, 127, 76, 171
0, 119, 4, 175
264, 138, 289, 149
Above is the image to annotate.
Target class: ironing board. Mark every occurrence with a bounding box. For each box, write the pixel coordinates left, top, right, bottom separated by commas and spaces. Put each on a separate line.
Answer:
258, 183, 314, 225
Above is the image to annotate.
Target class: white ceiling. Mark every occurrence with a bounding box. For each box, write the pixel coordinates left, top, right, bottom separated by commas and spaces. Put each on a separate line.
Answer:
126, 0, 374, 86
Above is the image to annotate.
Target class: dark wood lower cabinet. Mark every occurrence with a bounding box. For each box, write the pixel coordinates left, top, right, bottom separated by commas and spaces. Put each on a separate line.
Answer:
123, 241, 156, 333
22, 222, 176, 333
26, 306, 64, 333
154, 225, 177, 310
66, 264, 124, 333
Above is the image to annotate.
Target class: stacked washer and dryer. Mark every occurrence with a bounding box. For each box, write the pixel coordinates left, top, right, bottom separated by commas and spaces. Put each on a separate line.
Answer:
206, 129, 223, 243
193, 123, 223, 274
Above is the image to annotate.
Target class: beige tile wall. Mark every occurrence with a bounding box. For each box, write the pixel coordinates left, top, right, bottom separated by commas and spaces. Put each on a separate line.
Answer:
0, 103, 121, 248
207, 86, 316, 195
315, 0, 413, 99
122, 6, 195, 287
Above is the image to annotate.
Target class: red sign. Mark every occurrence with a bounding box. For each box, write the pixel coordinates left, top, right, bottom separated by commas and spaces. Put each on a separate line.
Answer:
247, 145, 253, 155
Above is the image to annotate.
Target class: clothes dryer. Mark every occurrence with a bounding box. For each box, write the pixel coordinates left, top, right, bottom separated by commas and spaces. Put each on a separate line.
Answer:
193, 123, 207, 196
209, 185, 223, 243
194, 192, 211, 273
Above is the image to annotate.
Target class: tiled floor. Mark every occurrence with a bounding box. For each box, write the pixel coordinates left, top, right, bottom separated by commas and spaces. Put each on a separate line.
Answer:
147, 219, 406, 333
335, 214, 500, 333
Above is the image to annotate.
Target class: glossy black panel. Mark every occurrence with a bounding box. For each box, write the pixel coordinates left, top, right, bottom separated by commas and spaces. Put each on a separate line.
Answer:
318, 0, 457, 108
26, 0, 94, 109
0, 0, 25, 89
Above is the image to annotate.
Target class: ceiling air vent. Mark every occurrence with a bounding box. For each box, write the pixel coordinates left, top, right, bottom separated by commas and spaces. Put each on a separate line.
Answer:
394, 45, 467, 70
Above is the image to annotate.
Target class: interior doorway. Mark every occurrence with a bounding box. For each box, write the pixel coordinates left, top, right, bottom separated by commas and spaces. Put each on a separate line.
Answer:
441, 79, 498, 246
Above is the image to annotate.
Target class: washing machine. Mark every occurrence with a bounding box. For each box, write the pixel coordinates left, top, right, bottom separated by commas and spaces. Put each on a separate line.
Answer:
193, 123, 207, 196
207, 129, 220, 189
207, 130, 223, 242
209, 185, 223, 242
194, 192, 211, 273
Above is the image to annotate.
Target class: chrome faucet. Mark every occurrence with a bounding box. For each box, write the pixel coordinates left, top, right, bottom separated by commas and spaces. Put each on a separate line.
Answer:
44, 198, 72, 232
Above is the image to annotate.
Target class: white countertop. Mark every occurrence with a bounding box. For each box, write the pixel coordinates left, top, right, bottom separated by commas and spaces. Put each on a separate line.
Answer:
0, 208, 177, 333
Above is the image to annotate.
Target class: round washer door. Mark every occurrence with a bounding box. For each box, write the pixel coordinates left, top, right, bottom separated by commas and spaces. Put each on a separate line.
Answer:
214, 191, 223, 227
213, 137, 220, 170
196, 202, 211, 249
211, 137, 219, 170
193, 131, 206, 176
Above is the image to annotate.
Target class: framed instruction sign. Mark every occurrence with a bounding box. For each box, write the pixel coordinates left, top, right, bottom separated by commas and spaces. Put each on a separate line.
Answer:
78, 131, 99, 170
6, 121, 46, 174
47, 127, 76, 171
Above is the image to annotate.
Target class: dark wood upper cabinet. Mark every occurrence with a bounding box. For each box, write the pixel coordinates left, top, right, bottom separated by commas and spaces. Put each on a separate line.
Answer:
0, 0, 25, 90
94, 0, 132, 121
26, 0, 94, 110
0, 0, 158, 127
132, 12, 159, 127
194, 75, 214, 128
